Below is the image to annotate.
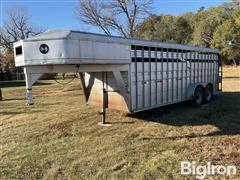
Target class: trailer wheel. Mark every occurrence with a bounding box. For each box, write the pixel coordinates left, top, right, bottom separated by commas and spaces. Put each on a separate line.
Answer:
203, 85, 213, 103
193, 86, 203, 106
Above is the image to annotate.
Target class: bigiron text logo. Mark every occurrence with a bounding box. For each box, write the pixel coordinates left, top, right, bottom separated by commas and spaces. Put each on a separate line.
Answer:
181, 161, 237, 179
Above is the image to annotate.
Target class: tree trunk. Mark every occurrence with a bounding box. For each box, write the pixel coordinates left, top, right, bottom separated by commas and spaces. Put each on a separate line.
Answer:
233, 59, 237, 66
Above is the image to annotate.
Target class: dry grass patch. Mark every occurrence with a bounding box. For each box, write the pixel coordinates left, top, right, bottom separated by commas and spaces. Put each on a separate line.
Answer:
0, 67, 240, 179
223, 66, 240, 77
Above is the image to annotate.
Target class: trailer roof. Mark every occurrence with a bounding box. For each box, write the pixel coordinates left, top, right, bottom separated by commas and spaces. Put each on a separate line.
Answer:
26, 30, 219, 53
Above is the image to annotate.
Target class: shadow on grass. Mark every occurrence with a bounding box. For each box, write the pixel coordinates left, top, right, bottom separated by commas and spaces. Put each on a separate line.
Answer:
129, 92, 240, 138
0, 111, 24, 115
0, 81, 52, 88
0, 110, 42, 115
2, 97, 26, 101
110, 121, 135, 124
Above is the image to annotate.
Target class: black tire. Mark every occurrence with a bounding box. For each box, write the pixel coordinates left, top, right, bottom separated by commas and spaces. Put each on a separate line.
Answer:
193, 86, 204, 106
203, 85, 213, 103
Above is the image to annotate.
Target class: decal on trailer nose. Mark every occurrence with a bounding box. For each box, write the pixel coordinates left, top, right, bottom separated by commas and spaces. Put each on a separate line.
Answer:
39, 44, 49, 54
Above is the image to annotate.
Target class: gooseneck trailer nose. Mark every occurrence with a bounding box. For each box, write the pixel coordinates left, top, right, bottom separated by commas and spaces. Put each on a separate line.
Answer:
14, 30, 222, 113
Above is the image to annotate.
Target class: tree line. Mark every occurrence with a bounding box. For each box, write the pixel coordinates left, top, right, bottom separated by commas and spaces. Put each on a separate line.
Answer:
0, 8, 43, 80
0, 0, 239, 75
76, 0, 239, 65
135, 2, 240, 65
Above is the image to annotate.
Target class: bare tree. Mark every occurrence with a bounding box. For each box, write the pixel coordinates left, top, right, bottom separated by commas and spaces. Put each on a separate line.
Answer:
0, 8, 44, 99
0, 8, 43, 50
75, 0, 153, 37
0, 7, 44, 70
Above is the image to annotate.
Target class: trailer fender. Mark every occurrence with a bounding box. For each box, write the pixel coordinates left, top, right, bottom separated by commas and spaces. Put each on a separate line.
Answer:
187, 83, 208, 100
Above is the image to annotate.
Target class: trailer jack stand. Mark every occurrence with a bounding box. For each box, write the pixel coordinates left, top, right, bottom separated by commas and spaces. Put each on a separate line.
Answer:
98, 111, 112, 126
98, 88, 112, 126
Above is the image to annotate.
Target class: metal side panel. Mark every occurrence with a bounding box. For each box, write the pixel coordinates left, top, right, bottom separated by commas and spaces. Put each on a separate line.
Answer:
80, 41, 131, 63
20, 39, 80, 65
129, 49, 220, 113
14, 38, 131, 67
131, 60, 189, 112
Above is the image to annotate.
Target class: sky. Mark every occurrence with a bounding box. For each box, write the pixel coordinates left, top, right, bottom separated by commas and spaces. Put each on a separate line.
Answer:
0, 0, 232, 34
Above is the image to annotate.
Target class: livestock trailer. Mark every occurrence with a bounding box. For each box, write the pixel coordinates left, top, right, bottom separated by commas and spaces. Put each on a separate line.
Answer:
14, 30, 222, 114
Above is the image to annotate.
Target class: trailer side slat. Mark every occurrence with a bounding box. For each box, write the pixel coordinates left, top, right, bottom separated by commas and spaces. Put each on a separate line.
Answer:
171, 49, 174, 102
214, 54, 216, 91
166, 48, 169, 102
134, 46, 138, 110
176, 49, 179, 100
199, 53, 201, 83
181, 49, 184, 99
142, 46, 145, 108
204, 52, 207, 83
207, 52, 210, 83
201, 53, 204, 83
155, 47, 158, 106
185, 51, 187, 97
193, 51, 196, 84
189, 51, 192, 85
161, 48, 164, 104
149, 47, 152, 107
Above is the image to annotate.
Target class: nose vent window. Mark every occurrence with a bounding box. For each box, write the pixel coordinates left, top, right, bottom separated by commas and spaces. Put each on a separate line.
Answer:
15, 46, 22, 56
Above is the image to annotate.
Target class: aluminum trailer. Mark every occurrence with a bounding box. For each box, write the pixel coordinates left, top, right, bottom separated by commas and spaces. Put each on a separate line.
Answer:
14, 30, 222, 114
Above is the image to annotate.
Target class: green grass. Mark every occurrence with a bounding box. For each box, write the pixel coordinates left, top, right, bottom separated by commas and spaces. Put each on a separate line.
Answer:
0, 77, 240, 179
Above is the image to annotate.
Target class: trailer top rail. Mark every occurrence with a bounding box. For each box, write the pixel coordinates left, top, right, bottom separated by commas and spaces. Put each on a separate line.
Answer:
22, 30, 219, 54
